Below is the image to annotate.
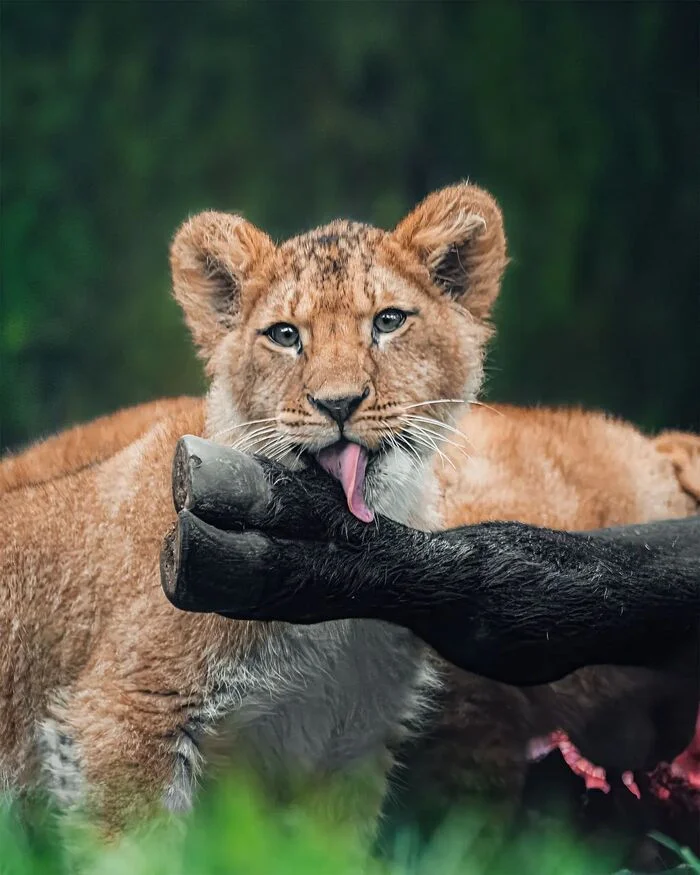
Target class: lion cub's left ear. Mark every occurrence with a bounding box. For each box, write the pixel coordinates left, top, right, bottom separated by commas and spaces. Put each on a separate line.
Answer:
170, 211, 275, 360
393, 183, 507, 319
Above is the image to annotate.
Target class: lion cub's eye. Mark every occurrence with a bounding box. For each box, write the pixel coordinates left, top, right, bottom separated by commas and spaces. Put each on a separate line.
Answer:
373, 308, 407, 335
265, 322, 301, 349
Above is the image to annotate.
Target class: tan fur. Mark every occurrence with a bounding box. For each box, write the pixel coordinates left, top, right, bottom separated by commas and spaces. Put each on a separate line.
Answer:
653, 430, 700, 503
437, 404, 698, 529
1, 182, 696, 837
0, 397, 200, 495
0, 184, 506, 832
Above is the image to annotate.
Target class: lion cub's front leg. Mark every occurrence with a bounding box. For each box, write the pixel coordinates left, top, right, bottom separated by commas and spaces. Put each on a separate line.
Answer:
35, 591, 235, 833
43, 661, 204, 833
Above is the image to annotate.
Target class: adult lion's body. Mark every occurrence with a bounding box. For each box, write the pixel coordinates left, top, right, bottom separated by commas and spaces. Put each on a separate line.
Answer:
440, 403, 699, 530
0, 397, 202, 495
1, 182, 697, 836
410, 404, 700, 827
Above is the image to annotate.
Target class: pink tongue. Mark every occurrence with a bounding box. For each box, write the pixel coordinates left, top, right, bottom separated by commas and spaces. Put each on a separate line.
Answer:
316, 442, 374, 523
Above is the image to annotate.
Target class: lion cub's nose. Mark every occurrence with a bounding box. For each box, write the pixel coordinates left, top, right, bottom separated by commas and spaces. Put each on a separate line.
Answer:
308, 388, 369, 429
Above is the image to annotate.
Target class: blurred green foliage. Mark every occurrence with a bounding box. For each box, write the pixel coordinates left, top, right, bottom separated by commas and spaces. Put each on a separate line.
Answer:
2, 1, 698, 453
5, 776, 689, 875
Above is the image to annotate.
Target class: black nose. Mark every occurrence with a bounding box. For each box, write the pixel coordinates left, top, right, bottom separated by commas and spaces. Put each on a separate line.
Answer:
308, 389, 368, 429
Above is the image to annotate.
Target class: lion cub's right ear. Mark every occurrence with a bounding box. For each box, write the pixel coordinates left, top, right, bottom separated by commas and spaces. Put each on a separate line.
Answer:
170, 212, 275, 359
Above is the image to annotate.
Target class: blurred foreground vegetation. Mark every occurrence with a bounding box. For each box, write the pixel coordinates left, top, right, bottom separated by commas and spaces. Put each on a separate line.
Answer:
3, 778, 698, 875
1, 1, 698, 453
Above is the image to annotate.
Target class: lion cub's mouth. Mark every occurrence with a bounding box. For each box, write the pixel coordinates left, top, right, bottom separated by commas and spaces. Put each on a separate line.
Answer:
314, 440, 375, 524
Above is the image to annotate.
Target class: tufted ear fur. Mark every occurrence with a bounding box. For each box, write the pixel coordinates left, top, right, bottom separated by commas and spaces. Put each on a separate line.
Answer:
393, 183, 507, 319
653, 431, 700, 503
170, 211, 275, 359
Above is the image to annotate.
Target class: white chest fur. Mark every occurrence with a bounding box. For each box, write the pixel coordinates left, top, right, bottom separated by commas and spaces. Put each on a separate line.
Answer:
194, 399, 443, 806
200, 620, 434, 786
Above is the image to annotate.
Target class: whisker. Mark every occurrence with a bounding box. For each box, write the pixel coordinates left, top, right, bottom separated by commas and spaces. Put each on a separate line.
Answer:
401, 425, 455, 471
250, 441, 283, 461
400, 418, 471, 463
358, 423, 424, 477
231, 426, 279, 452
374, 425, 422, 471
400, 429, 473, 463
468, 400, 505, 417
392, 432, 426, 471
401, 414, 475, 449
405, 422, 467, 466
401, 399, 466, 411
371, 423, 427, 473
277, 446, 300, 463
260, 435, 293, 460
207, 417, 279, 441
232, 424, 278, 442
233, 430, 282, 454
269, 433, 302, 462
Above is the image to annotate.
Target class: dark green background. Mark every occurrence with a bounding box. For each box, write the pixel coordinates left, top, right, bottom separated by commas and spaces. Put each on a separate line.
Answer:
2, 1, 698, 453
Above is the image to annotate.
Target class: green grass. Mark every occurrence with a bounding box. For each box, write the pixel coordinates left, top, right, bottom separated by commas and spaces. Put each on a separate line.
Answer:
1, 778, 698, 875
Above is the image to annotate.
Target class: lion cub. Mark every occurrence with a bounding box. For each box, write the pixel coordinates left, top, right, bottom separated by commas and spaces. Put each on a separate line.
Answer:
0, 184, 507, 832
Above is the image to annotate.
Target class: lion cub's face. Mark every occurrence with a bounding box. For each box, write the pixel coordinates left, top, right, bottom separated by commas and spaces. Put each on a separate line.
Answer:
170, 184, 506, 523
